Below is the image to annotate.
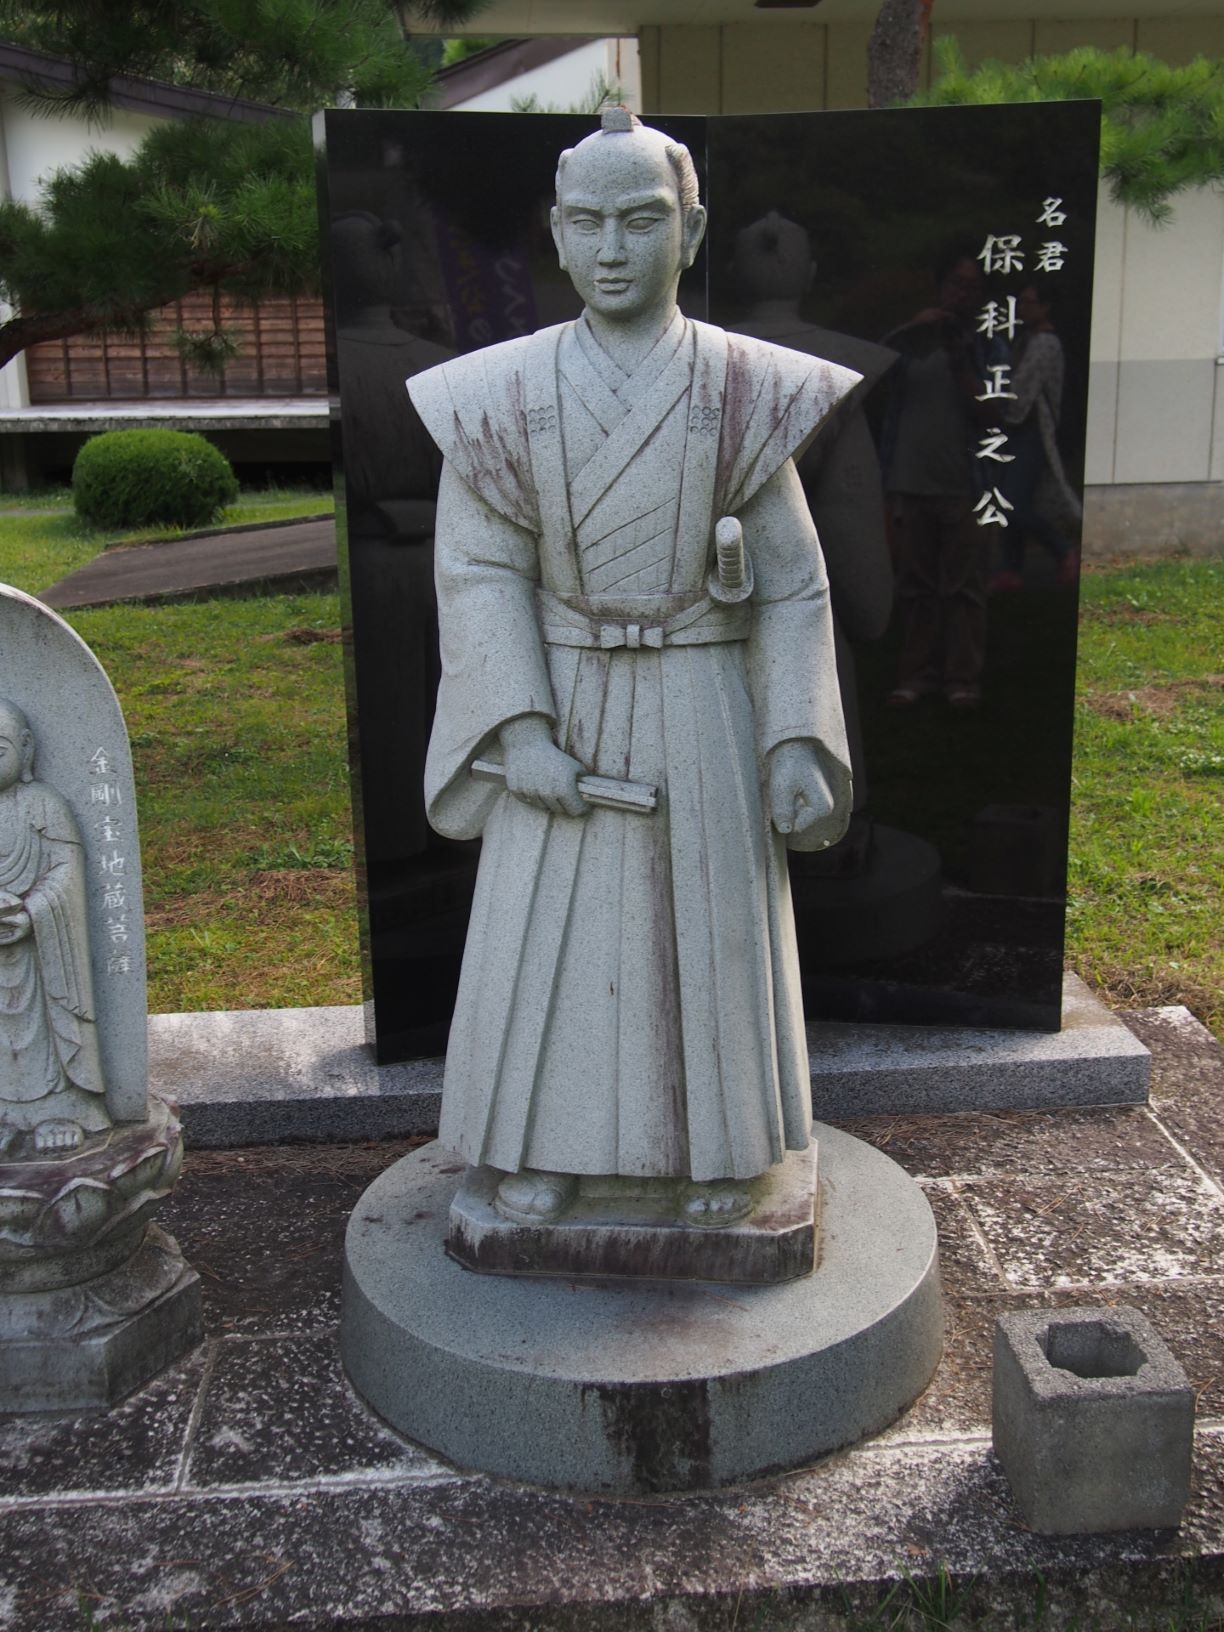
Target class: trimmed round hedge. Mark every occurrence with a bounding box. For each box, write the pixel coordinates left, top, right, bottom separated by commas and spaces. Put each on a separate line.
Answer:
72, 429, 239, 530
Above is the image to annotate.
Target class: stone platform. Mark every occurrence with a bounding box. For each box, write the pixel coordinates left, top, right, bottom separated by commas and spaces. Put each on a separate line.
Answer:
342, 1130, 941, 1492
0, 1011, 1220, 1625
0, 998, 1220, 1625
0, 1096, 202, 1412
447, 1143, 819, 1283
1, 1003, 1205, 1631
154, 972, 1150, 1148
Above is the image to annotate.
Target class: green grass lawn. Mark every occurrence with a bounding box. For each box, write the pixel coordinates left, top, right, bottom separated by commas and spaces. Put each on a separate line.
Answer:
1068, 556, 1223, 1035
69, 593, 357, 1012
0, 483, 333, 593
0, 487, 1218, 1034
0, 487, 355, 1012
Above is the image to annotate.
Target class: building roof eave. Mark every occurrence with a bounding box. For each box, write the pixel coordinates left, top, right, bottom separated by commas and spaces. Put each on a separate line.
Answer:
427, 36, 598, 110
0, 40, 290, 124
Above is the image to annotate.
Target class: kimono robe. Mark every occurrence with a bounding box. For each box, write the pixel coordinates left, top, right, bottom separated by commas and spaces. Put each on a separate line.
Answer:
408, 312, 858, 1182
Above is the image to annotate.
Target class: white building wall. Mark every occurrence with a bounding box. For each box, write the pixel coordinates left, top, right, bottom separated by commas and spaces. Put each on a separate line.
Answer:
1113, 189, 1224, 485
452, 38, 641, 113
0, 89, 165, 410
1, 90, 161, 204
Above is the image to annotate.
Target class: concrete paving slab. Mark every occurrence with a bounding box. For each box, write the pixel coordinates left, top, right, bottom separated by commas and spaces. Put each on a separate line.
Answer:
185, 1331, 443, 1491
0, 1007, 1216, 1630
152, 973, 1150, 1150
40, 515, 337, 609
165, 1140, 419, 1339
841, 1098, 1172, 1182
0, 1347, 206, 1503
1131, 1005, 1224, 1189
960, 1164, 1224, 1289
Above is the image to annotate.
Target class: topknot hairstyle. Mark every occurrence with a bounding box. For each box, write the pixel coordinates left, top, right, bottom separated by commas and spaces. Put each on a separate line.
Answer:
555, 109, 701, 215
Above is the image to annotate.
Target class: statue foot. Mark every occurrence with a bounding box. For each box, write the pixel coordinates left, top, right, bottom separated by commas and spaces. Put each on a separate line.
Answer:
0, 1122, 18, 1157
679, 1179, 753, 1229
495, 1168, 577, 1226
33, 1118, 86, 1154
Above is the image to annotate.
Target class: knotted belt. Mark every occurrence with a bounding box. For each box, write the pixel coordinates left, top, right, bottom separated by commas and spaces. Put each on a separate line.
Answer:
536, 588, 751, 652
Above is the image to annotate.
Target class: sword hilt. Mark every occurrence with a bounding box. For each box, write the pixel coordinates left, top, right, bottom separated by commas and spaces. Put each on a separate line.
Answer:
709, 516, 753, 604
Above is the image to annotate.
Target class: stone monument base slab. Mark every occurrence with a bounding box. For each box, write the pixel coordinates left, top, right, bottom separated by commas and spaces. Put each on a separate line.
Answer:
447, 1144, 818, 1284
0, 1224, 203, 1413
342, 1125, 942, 1494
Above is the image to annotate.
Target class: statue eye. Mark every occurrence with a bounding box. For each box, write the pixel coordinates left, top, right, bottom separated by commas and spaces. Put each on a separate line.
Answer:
627, 216, 659, 232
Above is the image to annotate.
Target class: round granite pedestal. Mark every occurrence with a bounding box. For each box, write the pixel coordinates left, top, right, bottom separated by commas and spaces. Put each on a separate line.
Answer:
341, 1124, 943, 1494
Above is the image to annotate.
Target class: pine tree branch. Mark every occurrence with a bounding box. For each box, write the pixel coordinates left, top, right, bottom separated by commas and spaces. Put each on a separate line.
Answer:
914, 40, 1224, 220
0, 301, 164, 369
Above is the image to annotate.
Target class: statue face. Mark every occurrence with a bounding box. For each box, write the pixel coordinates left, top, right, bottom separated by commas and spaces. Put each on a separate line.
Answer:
551, 137, 706, 324
0, 735, 22, 792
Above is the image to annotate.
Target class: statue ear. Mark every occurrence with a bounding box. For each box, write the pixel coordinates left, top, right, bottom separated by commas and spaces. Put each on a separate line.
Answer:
19, 729, 32, 781
682, 206, 708, 271
549, 206, 567, 271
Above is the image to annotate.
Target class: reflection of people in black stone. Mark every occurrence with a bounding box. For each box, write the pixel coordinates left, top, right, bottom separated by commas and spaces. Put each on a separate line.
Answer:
729, 212, 896, 838
331, 212, 454, 860
881, 247, 988, 710
989, 280, 1082, 593
331, 212, 451, 530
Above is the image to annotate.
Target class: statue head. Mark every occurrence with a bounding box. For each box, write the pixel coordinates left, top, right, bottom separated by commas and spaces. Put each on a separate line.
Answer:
733, 211, 816, 305
0, 700, 34, 792
551, 108, 707, 326
330, 211, 403, 311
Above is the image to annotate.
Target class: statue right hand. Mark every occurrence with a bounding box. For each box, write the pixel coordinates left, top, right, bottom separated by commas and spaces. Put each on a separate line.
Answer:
499, 717, 588, 819
0, 908, 31, 944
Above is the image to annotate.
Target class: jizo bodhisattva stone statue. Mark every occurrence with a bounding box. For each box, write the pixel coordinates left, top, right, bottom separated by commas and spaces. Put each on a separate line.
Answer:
0, 585, 200, 1412
407, 109, 859, 1265
0, 697, 111, 1155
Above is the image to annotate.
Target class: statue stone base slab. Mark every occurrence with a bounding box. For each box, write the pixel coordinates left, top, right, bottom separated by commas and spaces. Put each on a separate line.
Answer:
447, 1144, 818, 1284
342, 1126, 942, 1495
0, 1223, 202, 1413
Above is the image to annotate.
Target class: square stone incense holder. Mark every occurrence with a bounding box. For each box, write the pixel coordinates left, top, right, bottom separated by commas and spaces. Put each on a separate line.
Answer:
992, 1307, 1193, 1534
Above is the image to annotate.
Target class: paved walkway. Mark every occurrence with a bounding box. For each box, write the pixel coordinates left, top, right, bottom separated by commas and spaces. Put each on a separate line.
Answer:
3, 1007, 1224, 1628
41, 515, 337, 609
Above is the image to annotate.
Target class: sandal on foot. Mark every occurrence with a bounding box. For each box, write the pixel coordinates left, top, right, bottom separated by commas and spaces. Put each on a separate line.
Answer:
494, 1168, 577, 1225
678, 1180, 753, 1229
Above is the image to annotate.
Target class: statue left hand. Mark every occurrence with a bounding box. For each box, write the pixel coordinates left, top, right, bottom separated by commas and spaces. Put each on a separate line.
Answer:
769, 740, 836, 840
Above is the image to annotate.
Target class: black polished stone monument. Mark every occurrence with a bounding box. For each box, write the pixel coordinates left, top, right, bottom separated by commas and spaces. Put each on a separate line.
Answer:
316, 102, 1098, 1062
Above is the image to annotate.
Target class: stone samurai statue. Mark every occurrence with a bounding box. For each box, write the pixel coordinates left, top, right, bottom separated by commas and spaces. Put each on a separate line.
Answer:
409, 110, 858, 1231
0, 698, 108, 1157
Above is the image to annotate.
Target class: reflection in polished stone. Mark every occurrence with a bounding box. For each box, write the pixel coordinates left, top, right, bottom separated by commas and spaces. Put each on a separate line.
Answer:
319, 102, 1098, 1052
